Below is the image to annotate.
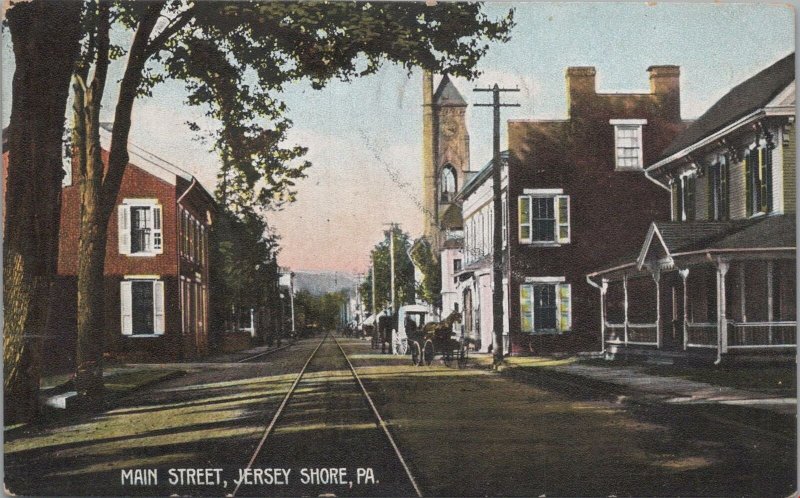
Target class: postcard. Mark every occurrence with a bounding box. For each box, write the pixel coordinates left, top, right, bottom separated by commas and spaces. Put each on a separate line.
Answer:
2, 1, 796, 496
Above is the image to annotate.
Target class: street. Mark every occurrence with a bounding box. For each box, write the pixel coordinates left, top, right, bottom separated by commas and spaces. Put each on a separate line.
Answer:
5, 334, 796, 497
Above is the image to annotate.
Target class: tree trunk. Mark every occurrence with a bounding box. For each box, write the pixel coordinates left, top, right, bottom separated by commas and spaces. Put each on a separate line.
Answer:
3, 0, 82, 423
73, 1, 112, 405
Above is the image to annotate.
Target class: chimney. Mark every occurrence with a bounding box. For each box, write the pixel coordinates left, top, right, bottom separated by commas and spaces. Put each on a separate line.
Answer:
647, 65, 680, 95
566, 66, 596, 114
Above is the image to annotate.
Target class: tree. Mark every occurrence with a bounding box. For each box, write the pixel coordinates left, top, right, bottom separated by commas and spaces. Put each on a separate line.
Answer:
409, 237, 442, 308
69, 0, 514, 404
4, 0, 83, 422
359, 227, 416, 313
208, 208, 280, 345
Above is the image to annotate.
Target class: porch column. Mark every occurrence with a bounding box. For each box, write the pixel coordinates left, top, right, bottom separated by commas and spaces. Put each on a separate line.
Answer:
739, 263, 747, 322
715, 259, 730, 364
653, 269, 661, 348
623, 275, 629, 345
679, 269, 689, 350
599, 279, 608, 352
767, 261, 774, 345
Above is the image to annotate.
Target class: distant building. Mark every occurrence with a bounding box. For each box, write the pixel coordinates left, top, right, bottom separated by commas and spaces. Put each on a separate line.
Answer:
503, 65, 686, 354
453, 152, 510, 353
588, 53, 796, 361
48, 124, 216, 364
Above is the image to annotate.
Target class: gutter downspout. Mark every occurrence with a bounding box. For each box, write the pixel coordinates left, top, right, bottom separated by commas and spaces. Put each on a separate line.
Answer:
586, 275, 606, 355
644, 167, 671, 192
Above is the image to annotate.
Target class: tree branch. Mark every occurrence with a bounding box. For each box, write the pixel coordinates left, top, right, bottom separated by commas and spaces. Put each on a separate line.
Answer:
144, 6, 196, 58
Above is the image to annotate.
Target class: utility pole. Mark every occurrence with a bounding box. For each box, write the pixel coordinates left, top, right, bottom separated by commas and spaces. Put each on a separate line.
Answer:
383, 222, 400, 314
289, 271, 296, 336
371, 253, 377, 316
474, 83, 519, 368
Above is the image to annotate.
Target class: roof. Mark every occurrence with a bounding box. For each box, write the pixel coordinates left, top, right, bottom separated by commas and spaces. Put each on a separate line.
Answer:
433, 74, 466, 107
457, 150, 509, 200
100, 122, 195, 184
442, 237, 464, 250
440, 202, 463, 230
659, 53, 794, 159
590, 215, 796, 278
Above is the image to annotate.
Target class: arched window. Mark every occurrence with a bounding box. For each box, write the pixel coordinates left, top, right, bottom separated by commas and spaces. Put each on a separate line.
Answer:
440, 165, 457, 202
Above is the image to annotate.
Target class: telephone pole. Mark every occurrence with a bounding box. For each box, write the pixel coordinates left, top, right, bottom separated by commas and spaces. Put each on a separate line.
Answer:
383, 222, 400, 314
371, 254, 377, 316
474, 84, 519, 367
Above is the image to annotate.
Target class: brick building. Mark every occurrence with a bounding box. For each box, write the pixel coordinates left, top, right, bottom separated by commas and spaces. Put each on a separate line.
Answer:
49, 123, 216, 365
504, 65, 686, 354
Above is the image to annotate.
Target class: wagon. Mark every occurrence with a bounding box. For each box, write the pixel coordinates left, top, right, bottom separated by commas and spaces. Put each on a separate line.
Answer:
406, 310, 467, 368
390, 304, 429, 355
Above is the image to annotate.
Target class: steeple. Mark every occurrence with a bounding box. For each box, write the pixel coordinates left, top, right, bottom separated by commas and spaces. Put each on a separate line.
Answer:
433, 74, 467, 107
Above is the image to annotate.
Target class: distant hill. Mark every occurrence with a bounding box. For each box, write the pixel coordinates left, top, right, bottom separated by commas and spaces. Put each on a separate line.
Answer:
293, 270, 359, 296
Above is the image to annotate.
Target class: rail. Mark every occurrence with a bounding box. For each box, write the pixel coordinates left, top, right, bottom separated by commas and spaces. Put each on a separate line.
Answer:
727, 321, 797, 349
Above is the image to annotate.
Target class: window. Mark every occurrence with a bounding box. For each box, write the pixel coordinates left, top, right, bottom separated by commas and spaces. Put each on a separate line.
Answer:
610, 119, 647, 170
118, 200, 163, 255
672, 174, 696, 222
120, 279, 165, 335
453, 258, 462, 273
746, 141, 773, 216
709, 159, 729, 221
440, 165, 457, 202
520, 281, 571, 333
518, 191, 570, 244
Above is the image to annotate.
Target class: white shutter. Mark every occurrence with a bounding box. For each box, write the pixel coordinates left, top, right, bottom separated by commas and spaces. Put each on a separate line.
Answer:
556, 195, 570, 244
118, 205, 131, 255
120, 281, 133, 335
152, 206, 163, 253
520, 284, 534, 333
518, 196, 532, 243
557, 283, 572, 332
153, 280, 165, 335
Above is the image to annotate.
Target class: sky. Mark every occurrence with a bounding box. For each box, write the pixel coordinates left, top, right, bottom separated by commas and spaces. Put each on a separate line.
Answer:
1, 2, 794, 275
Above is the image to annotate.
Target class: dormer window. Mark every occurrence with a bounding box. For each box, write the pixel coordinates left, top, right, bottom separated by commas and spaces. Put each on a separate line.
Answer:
611, 119, 647, 170
440, 165, 457, 203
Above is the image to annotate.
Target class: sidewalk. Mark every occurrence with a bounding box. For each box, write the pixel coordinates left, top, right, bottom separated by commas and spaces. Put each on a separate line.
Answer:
475, 355, 796, 415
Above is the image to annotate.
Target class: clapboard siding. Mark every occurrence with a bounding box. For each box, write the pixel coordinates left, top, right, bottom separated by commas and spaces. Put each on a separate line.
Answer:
695, 173, 708, 220
783, 121, 796, 213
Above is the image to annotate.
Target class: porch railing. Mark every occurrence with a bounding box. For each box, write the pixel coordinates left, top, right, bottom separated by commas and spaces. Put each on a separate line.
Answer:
628, 323, 657, 345
604, 322, 657, 346
727, 321, 797, 349
686, 322, 717, 348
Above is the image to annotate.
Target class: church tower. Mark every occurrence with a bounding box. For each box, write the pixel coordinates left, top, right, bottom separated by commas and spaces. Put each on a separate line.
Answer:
421, 71, 470, 253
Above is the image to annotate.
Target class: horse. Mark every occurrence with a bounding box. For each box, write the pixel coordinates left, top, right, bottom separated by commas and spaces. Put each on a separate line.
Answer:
421, 310, 462, 342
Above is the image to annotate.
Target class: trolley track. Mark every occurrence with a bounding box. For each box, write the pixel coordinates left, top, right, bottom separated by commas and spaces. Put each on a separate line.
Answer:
231, 332, 421, 497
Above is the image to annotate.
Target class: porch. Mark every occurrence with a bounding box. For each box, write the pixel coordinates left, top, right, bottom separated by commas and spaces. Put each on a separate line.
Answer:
589, 217, 796, 362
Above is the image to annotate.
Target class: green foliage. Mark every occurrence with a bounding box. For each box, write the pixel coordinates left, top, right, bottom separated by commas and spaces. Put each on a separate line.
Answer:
209, 208, 280, 332
293, 290, 348, 331
409, 237, 441, 307
110, 0, 514, 214
359, 227, 416, 314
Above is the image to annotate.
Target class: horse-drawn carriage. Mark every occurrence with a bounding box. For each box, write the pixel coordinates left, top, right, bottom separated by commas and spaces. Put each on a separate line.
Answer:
399, 308, 467, 368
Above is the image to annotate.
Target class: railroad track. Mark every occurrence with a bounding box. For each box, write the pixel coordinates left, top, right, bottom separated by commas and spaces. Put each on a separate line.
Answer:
230, 332, 421, 497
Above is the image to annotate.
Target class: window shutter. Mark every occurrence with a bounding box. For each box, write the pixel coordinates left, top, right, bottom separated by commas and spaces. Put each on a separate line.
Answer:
520, 285, 534, 333
153, 280, 165, 335
120, 281, 133, 335
745, 151, 753, 216
685, 176, 696, 221
721, 160, 729, 220
758, 147, 767, 212
518, 196, 532, 243
761, 146, 773, 213
557, 283, 572, 332
671, 182, 679, 221
556, 195, 570, 243
118, 205, 131, 255
152, 206, 163, 253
